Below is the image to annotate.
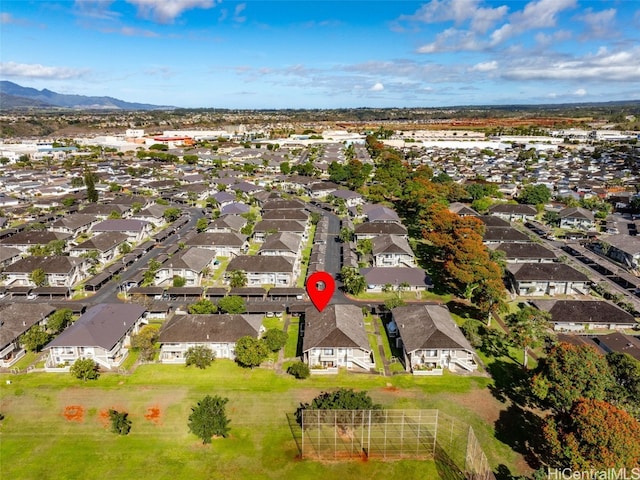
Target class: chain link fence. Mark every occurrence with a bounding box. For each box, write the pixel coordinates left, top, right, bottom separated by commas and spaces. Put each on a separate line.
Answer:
290, 409, 494, 480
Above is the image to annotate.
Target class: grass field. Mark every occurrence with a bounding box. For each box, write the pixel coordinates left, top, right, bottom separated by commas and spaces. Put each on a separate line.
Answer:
0, 361, 526, 480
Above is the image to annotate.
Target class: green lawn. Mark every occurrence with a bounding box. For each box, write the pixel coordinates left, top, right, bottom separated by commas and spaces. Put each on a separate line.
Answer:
1, 360, 526, 480
284, 318, 300, 359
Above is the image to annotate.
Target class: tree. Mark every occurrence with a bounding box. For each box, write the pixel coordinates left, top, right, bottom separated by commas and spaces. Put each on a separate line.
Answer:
130, 325, 159, 362
234, 336, 269, 368
108, 409, 132, 435
84, 169, 98, 203
228, 269, 247, 288
606, 352, 640, 418
505, 306, 551, 368
21, 325, 51, 352
287, 362, 310, 379
163, 207, 181, 222
119, 242, 132, 255
340, 266, 367, 295
172, 275, 186, 287
295, 388, 381, 427
384, 295, 406, 312
518, 184, 551, 205
217, 295, 246, 314
70, 358, 100, 381
188, 395, 231, 444
532, 343, 614, 413
29, 268, 47, 287
338, 227, 354, 243
262, 329, 288, 352
185, 345, 216, 369
196, 217, 208, 233
47, 309, 73, 334
279, 161, 291, 174
187, 298, 218, 314
543, 399, 640, 469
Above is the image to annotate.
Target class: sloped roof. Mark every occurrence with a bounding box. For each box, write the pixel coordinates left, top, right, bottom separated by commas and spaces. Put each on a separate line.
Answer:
372, 235, 413, 256
302, 304, 370, 352
158, 314, 262, 343
559, 206, 594, 221
50, 213, 97, 230
46, 303, 146, 350
392, 304, 474, 353
360, 267, 433, 287
186, 232, 247, 247
259, 232, 301, 254
4, 255, 85, 274
493, 242, 557, 260
207, 215, 247, 231
354, 222, 407, 236
531, 299, 636, 325
507, 262, 590, 282
0, 230, 71, 246
227, 255, 294, 273
92, 219, 149, 232
0, 303, 56, 348
488, 204, 537, 215
74, 232, 129, 252
161, 247, 215, 272
254, 219, 305, 233
483, 227, 531, 242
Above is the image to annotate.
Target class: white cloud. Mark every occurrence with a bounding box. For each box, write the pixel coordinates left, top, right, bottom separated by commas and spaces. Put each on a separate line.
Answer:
0, 62, 88, 79
233, 3, 246, 23
488, 0, 577, 46
371, 82, 384, 91
501, 47, 640, 82
577, 8, 616, 39
73, 0, 120, 20
417, 28, 484, 53
471, 61, 498, 71
399, 0, 507, 33
573, 88, 587, 96
126, 0, 218, 23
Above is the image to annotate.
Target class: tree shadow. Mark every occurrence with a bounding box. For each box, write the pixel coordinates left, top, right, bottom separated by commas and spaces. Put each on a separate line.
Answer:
494, 404, 546, 471
434, 444, 466, 480
486, 359, 534, 407
446, 299, 483, 320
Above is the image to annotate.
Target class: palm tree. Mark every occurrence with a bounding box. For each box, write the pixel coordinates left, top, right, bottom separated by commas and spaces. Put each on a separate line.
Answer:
228, 269, 248, 288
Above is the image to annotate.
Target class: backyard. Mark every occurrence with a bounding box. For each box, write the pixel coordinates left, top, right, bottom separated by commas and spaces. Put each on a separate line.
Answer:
0, 361, 528, 480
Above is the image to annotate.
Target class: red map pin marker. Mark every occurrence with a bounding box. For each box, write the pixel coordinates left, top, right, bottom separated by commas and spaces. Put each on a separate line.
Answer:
306, 271, 335, 312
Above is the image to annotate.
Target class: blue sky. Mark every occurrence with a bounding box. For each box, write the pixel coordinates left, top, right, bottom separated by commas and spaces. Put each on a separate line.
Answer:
1, 0, 639, 108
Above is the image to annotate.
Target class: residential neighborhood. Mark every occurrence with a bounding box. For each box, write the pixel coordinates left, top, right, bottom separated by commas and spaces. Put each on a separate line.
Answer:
1, 111, 639, 478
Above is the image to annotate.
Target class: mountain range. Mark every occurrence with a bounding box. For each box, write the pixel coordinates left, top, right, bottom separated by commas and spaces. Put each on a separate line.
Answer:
0, 81, 173, 110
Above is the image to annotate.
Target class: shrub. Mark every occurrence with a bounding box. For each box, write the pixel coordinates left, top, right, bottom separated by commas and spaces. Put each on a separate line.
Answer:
287, 362, 310, 379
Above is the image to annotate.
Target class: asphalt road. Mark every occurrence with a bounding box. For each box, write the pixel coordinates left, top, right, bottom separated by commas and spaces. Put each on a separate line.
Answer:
78, 207, 205, 306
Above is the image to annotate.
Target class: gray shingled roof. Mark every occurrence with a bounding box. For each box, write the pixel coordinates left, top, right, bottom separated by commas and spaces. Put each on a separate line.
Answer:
392, 304, 474, 353
483, 227, 531, 242
354, 222, 407, 236
493, 242, 557, 260
507, 263, 590, 282
227, 255, 294, 273
158, 314, 262, 343
0, 230, 71, 246
4, 255, 85, 274
302, 305, 370, 352
254, 219, 305, 233
161, 247, 216, 272
186, 232, 247, 248
207, 215, 247, 231
558, 206, 594, 221
372, 235, 413, 256
488, 204, 537, 215
360, 267, 433, 288
74, 232, 129, 252
531, 300, 636, 325
259, 232, 301, 254
92, 219, 149, 232
46, 303, 146, 350
50, 213, 97, 230
0, 303, 56, 349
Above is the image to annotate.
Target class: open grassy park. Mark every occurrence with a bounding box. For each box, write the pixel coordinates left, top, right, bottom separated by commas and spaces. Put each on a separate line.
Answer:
0, 361, 528, 480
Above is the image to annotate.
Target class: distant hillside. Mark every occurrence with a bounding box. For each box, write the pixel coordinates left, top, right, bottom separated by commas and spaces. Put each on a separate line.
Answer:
0, 81, 174, 110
